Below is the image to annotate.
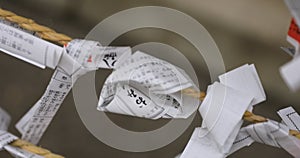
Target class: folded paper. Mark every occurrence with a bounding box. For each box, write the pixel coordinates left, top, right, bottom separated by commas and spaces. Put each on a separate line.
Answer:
230, 120, 300, 157
219, 64, 266, 106
97, 51, 200, 119
180, 82, 253, 158
16, 39, 131, 144
180, 128, 225, 158
0, 22, 63, 69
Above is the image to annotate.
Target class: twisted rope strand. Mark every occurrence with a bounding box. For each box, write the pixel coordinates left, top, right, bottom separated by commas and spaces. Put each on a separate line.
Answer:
0, 8, 72, 46
11, 139, 63, 158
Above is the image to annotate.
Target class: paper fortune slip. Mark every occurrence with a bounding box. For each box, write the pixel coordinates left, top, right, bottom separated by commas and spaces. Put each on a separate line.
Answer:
179, 64, 266, 158
15, 39, 131, 144
0, 22, 63, 69
97, 51, 200, 119
230, 120, 300, 157
218, 64, 266, 107
229, 107, 300, 157
180, 82, 253, 158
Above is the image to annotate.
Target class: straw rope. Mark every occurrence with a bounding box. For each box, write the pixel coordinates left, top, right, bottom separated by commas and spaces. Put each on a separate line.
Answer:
0, 8, 71, 46
10, 139, 63, 158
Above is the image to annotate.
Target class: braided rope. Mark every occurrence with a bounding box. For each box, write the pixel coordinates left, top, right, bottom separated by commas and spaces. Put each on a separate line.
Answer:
0, 8, 72, 46
0, 7, 299, 156
11, 139, 63, 158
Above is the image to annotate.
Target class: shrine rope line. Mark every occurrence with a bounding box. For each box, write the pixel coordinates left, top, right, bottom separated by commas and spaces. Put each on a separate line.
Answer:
0, 7, 299, 157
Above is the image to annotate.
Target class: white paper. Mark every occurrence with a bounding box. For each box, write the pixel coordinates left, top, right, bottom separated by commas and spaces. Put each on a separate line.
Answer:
245, 120, 283, 147
180, 128, 225, 158
278, 106, 300, 132
16, 67, 73, 144
227, 128, 254, 156
180, 82, 253, 158
15, 39, 132, 144
277, 135, 300, 158
280, 56, 300, 91
66, 39, 131, 69
98, 51, 199, 119
0, 130, 18, 150
15, 50, 88, 144
231, 120, 300, 157
15, 103, 39, 134
4, 145, 44, 158
285, 0, 300, 27
199, 82, 253, 153
102, 83, 171, 119
0, 22, 63, 69
219, 64, 266, 106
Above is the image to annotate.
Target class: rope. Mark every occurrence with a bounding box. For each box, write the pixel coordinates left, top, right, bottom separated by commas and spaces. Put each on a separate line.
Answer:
10, 139, 63, 158
0, 8, 72, 46
0, 7, 299, 156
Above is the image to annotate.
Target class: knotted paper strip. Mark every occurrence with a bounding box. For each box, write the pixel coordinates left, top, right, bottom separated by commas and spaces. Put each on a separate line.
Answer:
229, 120, 300, 157
97, 51, 200, 119
180, 82, 253, 158
15, 39, 131, 144
179, 64, 266, 158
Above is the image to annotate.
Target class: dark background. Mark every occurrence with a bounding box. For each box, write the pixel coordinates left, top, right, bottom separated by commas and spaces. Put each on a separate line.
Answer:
0, 0, 299, 157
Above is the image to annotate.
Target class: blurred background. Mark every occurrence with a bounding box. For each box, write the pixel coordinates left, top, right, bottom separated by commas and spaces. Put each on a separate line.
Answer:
0, 0, 299, 157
